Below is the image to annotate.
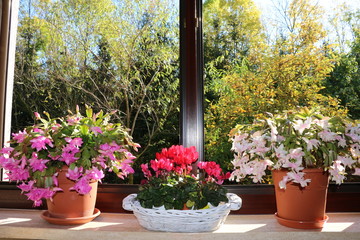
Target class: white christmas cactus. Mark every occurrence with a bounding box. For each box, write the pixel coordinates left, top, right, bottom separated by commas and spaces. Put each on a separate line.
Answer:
229, 108, 360, 189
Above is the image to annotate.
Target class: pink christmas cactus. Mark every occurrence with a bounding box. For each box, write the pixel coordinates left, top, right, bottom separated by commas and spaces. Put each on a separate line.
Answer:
12, 130, 27, 143
0, 106, 139, 206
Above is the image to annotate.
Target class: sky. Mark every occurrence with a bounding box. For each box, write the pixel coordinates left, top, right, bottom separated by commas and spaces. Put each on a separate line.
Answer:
252, 0, 360, 24
252, 0, 360, 47
253, 0, 360, 13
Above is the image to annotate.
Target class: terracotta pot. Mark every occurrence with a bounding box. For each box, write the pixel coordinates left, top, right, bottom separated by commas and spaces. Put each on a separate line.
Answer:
272, 168, 329, 229
46, 166, 98, 219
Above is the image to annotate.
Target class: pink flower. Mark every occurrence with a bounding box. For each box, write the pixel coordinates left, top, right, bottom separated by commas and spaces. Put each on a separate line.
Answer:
25, 187, 59, 207
90, 127, 103, 135
65, 137, 83, 148
8, 166, 30, 181
93, 156, 107, 168
66, 166, 83, 181
125, 151, 136, 160
132, 143, 141, 152
98, 142, 117, 161
85, 167, 104, 181
141, 164, 152, 178
66, 117, 81, 125
119, 159, 135, 173
33, 128, 44, 134
70, 177, 92, 195
336, 135, 347, 148
12, 130, 27, 143
34, 112, 41, 119
215, 172, 231, 184
157, 145, 198, 167
18, 181, 35, 193
150, 158, 173, 176
0, 155, 16, 171
116, 159, 135, 179
354, 168, 360, 176
0, 147, 14, 155
30, 136, 53, 151
52, 172, 59, 186
60, 151, 79, 165
198, 161, 222, 178
198, 161, 231, 184
29, 152, 49, 172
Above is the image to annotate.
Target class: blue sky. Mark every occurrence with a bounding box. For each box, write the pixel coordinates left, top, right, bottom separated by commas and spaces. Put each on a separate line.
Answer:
252, 0, 360, 47
253, 0, 360, 13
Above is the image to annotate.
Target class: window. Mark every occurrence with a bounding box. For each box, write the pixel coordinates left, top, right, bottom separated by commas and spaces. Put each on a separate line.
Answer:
203, 0, 360, 182
8, 0, 181, 183
1, 0, 359, 213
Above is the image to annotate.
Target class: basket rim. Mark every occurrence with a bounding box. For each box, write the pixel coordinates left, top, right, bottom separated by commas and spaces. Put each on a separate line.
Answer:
125, 193, 238, 215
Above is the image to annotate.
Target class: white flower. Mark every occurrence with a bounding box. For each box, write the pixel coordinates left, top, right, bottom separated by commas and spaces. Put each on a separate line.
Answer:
314, 118, 330, 130
275, 144, 287, 157
346, 133, 360, 143
287, 171, 311, 187
337, 156, 356, 168
266, 119, 278, 142
229, 109, 360, 187
319, 130, 337, 142
336, 135, 347, 148
286, 148, 304, 162
302, 137, 321, 151
329, 160, 346, 185
231, 155, 249, 167
231, 139, 251, 154
293, 117, 312, 135
279, 175, 289, 189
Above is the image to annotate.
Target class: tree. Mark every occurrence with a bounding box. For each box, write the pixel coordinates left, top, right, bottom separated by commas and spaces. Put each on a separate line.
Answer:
322, 8, 360, 119
12, 0, 180, 178
204, 0, 346, 171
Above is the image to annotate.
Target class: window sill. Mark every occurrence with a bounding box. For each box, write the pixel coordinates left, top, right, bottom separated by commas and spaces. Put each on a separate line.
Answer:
0, 208, 359, 240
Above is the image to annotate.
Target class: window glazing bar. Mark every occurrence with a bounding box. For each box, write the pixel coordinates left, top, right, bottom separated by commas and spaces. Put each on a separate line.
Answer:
180, 0, 204, 162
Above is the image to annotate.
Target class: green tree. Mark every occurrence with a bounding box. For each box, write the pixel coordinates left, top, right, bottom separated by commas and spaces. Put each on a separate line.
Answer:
204, 0, 346, 170
12, 0, 180, 179
322, 8, 360, 119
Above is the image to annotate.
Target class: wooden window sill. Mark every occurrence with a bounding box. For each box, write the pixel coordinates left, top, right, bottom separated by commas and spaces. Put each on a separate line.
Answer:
0, 208, 359, 240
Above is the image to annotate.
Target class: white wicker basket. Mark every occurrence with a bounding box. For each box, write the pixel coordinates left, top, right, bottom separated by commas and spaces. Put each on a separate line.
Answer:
122, 193, 242, 232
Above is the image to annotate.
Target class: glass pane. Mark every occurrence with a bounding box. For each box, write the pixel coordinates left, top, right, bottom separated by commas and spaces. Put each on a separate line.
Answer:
203, 0, 360, 182
12, 0, 180, 183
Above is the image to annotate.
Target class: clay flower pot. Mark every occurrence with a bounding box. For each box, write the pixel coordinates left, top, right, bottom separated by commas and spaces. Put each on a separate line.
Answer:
272, 168, 330, 229
41, 167, 100, 225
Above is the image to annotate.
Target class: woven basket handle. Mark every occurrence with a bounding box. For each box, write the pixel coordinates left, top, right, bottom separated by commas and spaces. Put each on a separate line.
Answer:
123, 193, 137, 211
227, 193, 242, 211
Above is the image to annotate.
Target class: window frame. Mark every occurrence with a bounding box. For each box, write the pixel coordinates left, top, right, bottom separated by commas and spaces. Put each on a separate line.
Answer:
0, 0, 18, 181
0, 0, 359, 214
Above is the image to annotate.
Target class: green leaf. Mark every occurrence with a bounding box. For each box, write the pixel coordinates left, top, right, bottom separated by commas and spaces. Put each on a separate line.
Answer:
86, 107, 93, 118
